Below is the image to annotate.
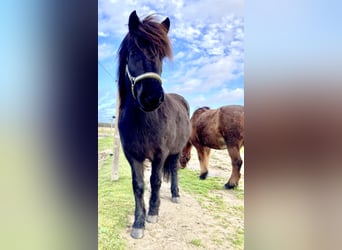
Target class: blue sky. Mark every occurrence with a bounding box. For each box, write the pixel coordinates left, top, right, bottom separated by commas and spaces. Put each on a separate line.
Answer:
98, 0, 244, 122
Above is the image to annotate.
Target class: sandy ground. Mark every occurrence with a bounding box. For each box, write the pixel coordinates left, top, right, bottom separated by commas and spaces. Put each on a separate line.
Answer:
122, 148, 244, 249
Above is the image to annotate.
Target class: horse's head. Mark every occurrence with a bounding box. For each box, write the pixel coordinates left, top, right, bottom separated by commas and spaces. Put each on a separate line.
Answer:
121, 11, 171, 112
179, 141, 192, 168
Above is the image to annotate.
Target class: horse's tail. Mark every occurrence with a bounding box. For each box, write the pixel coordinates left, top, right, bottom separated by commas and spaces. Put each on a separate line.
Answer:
163, 162, 171, 182
162, 154, 179, 182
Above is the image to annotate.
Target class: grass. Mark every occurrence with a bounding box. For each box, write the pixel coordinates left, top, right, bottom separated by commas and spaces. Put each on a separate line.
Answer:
178, 168, 243, 205
98, 127, 114, 134
178, 168, 244, 249
98, 136, 114, 153
234, 179, 245, 200
98, 136, 133, 250
232, 228, 244, 247
98, 128, 244, 249
189, 238, 204, 248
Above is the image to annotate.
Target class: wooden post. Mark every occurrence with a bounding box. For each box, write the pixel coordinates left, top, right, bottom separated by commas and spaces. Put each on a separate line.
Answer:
112, 89, 120, 181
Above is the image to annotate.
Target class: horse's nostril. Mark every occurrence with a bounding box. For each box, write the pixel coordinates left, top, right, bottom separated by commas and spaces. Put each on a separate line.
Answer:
159, 93, 164, 103
152, 96, 162, 106
146, 92, 164, 106
139, 92, 164, 111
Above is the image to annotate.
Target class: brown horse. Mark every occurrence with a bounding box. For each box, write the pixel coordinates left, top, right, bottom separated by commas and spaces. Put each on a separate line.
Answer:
180, 105, 244, 189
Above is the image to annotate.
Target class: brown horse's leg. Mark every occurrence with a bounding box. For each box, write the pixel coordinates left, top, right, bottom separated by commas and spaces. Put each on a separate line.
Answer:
225, 146, 243, 189
197, 146, 211, 179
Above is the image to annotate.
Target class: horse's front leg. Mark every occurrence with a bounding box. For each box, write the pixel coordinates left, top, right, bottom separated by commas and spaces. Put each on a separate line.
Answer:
196, 146, 211, 179
129, 159, 146, 239
146, 157, 164, 224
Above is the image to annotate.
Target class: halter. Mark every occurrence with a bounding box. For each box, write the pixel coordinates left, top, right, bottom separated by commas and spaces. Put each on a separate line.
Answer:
126, 65, 163, 99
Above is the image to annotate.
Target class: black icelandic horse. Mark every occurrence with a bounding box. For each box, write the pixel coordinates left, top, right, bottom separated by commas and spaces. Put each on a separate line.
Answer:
117, 11, 191, 239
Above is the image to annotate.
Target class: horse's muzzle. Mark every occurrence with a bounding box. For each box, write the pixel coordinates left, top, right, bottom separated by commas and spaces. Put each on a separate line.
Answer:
179, 155, 189, 168
139, 93, 164, 112
137, 80, 164, 112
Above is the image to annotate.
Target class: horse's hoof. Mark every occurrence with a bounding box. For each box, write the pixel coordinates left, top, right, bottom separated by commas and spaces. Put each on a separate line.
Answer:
199, 172, 208, 180
146, 215, 158, 223
171, 197, 180, 203
131, 228, 144, 239
224, 182, 237, 189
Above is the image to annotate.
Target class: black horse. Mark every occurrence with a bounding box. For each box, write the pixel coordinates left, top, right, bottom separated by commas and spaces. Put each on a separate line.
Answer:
117, 11, 191, 239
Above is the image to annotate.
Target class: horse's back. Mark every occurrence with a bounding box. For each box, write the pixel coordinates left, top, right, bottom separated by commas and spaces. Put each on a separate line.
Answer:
219, 105, 244, 120
219, 105, 244, 146
163, 93, 191, 153
166, 93, 190, 115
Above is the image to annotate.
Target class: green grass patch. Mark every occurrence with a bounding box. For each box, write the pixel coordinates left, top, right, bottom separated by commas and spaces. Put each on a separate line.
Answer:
178, 168, 244, 249
98, 136, 133, 250
232, 228, 244, 248
179, 168, 223, 195
98, 136, 114, 152
178, 168, 225, 210
189, 238, 204, 247
234, 182, 244, 200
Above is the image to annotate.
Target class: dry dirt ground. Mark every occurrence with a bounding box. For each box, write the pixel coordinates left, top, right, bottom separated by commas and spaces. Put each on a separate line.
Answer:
122, 148, 244, 250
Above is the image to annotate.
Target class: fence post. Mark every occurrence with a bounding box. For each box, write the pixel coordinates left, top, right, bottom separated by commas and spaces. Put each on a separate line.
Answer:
112, 90, 120, 181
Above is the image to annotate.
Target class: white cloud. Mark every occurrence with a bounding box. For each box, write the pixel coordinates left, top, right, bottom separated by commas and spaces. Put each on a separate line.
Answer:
173, 23, 202, 40
98, 0, 244, 121
174, 51, 185, 60
217, 87, 244, 101
98, 0, 243, 38
164, 12, 244, 95
187, 87, 244, 111
169, 53, 242, 94
98, 100, 115, 111
190, 95, 207, 107
98, 43, 114, 60
98, 31, 109, 37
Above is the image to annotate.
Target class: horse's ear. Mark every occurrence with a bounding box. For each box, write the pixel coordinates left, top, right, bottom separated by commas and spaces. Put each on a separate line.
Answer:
128, 10, 140, 32
162, 17, 170, 33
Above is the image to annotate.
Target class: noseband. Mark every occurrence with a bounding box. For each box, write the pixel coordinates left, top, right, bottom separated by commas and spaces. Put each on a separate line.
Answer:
126, 65, 163, 99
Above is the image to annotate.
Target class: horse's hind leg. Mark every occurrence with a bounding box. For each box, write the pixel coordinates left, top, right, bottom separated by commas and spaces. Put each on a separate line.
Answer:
225, 145, 243, 189
129, 160, 146, 238
197, 146, 211, 179
167, 154, 181, 203
146, 157, 164, 224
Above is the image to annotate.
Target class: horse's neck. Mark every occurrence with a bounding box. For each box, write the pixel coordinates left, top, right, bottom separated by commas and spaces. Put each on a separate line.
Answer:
120, 97, 148, 119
